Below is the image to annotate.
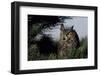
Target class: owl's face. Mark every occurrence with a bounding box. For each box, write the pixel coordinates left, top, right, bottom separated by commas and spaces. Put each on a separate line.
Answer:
62, 29, 74, 41
60, 24, 74, 42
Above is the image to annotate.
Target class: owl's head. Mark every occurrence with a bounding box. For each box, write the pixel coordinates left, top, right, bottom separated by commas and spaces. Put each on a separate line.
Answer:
60, 24, 74, 41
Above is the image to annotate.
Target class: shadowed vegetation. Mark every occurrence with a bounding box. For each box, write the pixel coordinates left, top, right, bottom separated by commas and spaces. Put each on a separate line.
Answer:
28, 36, 88, 61
28, 15, 87, 61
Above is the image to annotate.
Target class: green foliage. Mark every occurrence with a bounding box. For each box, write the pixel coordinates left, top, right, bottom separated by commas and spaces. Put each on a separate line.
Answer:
67, 38, 88, 59
48, 53, 57, 59
28, 37, 88, 61
28, 23, 42, 47
28, 44, 40, 60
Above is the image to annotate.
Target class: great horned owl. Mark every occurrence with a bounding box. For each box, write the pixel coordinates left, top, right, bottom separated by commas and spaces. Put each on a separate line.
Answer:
58, 24, 80, 58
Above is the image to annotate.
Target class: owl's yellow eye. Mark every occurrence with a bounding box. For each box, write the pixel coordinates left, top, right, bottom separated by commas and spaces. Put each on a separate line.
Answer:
66, 32, 71, 36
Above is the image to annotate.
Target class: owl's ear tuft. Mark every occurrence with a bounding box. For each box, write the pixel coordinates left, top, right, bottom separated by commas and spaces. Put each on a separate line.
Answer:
60, 24, 65, 31
71, 26, 74, 30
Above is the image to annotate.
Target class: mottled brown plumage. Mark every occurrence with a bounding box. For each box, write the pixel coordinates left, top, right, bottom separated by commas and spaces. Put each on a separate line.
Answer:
58, 24, 80, 58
